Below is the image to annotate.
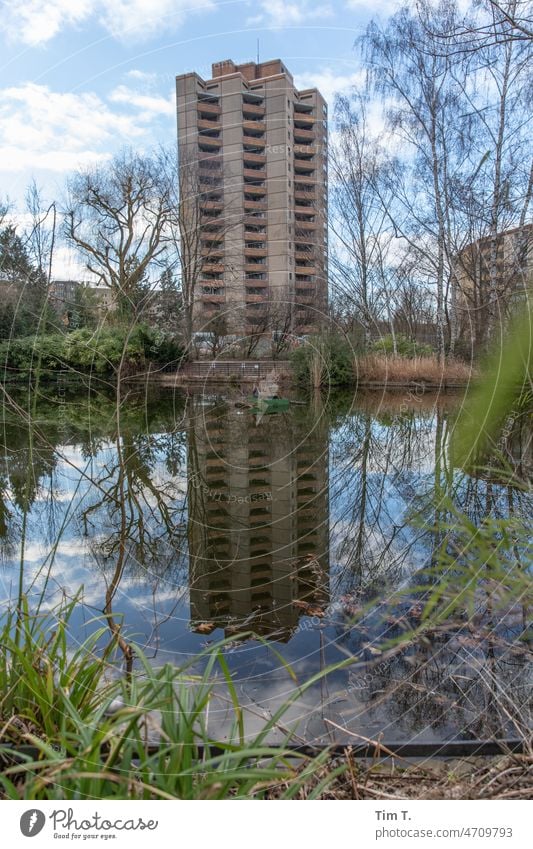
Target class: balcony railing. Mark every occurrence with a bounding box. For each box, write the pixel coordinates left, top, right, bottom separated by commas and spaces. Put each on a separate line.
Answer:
244, 185, 266, 197
200, 293, 225, 303
294, 114, 315, 128
293, 127, 315, 142
243, 106, 265, 121
243, 167, 266, 180
198, 100, 221, 115
200, 200, 224, 212
243, 136, 266, 148
198, 136, 222, 150
294, 144, 318, 157
243, 118, 266, 131
202, 261, 225, 273
243, 151, 267, 165
244, 199, 267, 211
198, 117, 221, 132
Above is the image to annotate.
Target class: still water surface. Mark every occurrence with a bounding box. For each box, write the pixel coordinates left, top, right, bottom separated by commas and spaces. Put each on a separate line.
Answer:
1, 387, 530, 743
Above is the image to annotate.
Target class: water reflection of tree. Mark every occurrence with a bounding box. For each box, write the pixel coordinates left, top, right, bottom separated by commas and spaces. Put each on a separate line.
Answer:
330, 403, 440, 596
1, 389, 189, 663
327, 393, 531, 741
331, 396, 531, 598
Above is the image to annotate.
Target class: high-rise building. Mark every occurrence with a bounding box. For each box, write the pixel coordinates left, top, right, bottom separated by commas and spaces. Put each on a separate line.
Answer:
176, 59, 328, 338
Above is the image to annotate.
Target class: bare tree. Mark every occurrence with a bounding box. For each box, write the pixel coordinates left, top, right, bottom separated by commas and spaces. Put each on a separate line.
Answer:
362, 2, 471, 362
330, 92, 397, 350
25, 180, 56, 287
160, 146, 242, 354
64, 148, 175, 320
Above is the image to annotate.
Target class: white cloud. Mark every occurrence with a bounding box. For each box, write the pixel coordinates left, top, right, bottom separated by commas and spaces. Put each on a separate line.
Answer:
126, 69, 159, 82
3, 0, 93, 46
109, 84, 174, 117
4, 0, 215, 46
295, 67, 365, 108
0, 82, 143, 173
345, 0, 400, 14
247, 0, 333, 28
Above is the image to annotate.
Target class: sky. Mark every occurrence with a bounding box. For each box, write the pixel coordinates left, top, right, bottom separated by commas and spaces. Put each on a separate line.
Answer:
0, 0, 402, 275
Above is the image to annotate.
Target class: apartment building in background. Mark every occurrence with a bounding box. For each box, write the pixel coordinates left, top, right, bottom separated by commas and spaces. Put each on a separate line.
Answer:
453, 222, 533, 346
176, 58, 328, 337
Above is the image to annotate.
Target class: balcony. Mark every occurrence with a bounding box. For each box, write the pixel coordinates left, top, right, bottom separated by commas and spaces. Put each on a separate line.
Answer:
245, 262, 267, 273
243, 103, 265, 118
295, 203, 315, 214
295, 265, 317, 275
295, 250, 314, 261
198, 136, 222, 150
294, 144, 318, 158
244, 184, 266, 197
243, 119, 266, 133
198, 152, 222, 167
294, 102, 314, 113
245, 293, 268, 303
198, 118, 221, 132
201, 293, 225, 304
295, 223, 317, 234
244, 216, 267, 230
199, 177, 223, 191
199, 280, 225, 289
243, 136, 266, 149
243, 151, 267, 165
295, 296, 315, 306
201, 232, 224, 244
294, 173, 316, 185
294, 114, 315, 128
200, 202, 224, 214
245, 246, 267, 258
198, 93, 219, 104
243, 167, 266, 180
244, 198, 267, 211
202, 261, 225, 273
197, 101, 221, 117
201, 246, 224, 257
293, 127, 315, 143
294, 189, 316, 202
294, 160, 315, 175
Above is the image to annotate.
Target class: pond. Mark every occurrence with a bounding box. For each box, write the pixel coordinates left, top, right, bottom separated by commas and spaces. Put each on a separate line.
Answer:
1, 385, 531, 746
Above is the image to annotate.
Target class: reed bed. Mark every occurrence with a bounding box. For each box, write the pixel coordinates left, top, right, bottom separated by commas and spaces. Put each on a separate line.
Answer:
354, 355, 474, 384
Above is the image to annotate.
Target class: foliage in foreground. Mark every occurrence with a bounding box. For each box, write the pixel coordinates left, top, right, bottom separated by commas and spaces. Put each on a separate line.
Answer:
0, 598, 349, 800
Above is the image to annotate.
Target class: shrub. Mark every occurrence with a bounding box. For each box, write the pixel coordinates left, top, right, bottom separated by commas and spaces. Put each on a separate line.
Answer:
0, 325, 184, 380
371, 333, 433, 358
291, 333, 356, 387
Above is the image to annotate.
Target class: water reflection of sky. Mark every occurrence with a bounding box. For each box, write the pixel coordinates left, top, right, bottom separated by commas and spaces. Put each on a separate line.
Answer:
1, 390, 530, 743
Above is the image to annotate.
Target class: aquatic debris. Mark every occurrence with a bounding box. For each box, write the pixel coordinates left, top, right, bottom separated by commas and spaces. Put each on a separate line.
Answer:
293, 600, 326, 617
193, 622, 217, 635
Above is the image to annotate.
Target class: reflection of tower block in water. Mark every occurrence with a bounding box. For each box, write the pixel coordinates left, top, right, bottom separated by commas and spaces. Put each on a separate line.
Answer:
188, 403, 329, 641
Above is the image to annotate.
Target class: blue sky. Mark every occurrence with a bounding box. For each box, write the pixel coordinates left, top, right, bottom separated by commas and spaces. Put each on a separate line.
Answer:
0, 1, 401, 206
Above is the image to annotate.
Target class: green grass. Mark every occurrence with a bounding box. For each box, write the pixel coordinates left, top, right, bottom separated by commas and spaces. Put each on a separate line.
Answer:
0, 596, 352, 800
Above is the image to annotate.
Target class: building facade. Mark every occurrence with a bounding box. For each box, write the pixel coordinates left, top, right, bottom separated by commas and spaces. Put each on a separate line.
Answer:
453, 223, 533, 347
176, 59, 328, 338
